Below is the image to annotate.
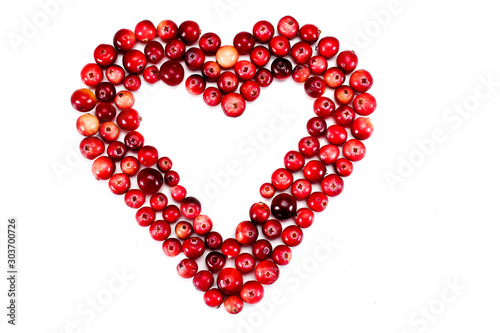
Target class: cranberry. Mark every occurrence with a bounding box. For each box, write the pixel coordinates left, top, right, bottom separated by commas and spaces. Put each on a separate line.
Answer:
149, 220, 171, 241
95, 82, 116, 102
178, 20, 200, 44
165, 170, 180, 186
252, 239, 273, 261
319, 144, 340, 165
175, 221, 193, 240
185, 74, 206, 95
177, 258, 198, 279
303, 160, 326, 183
307, 192, 329, 212
277, 15, 299, 39
292, 64, 311, 83
184, 47, 205, 70
144, 41, 164, 64
253, 20, 275, 43
260, 183, 275, 199
309, 55, 328, 75
321, 174, 344, 197
108, 173, 130, 195
124, 189, 145, 209
304, 76, 326, 98
271, 168, 293, 191
71, 88, 97, 112
120, 156, 140, 176
95, 102, 116, 122
170, 185, 187, 202
165, 39, 186, 59
272, 245, 292, 265
336, 50, 358, 73
157, 20, 178, 41
157, 157, 173, 172
221, 93, 246, 117
216, 45, 239, 69
107, 141, 127, 161
193, 214, 213, 235
262, 219, 282, 240
291, 179, 312, 200
205, 251, 226, 273
94, 44, 117, 67
114, 91, 135, 109
235, 221, 258, 245
224, 295, 244, 314
233, 32, 255, 54
217, 268, 243, 295
163, 238, 182, 257
284, 150, 305, 172
143, 65, 160, 85
205, 231, 223, 250
137, 145, 158, 167
134, 20, 156, 42
180, 197, 201, 219
122, 49, 147, 73
269, 35, 291, 57
343, 139, 366, 162
136, 207, 155, 227
313, 96, 335, 118
250, 46, 271, 67
255, 68, 273, 87
113, 29, 136, 52
248, 202, 269, 225
353, 93, 377, 116
235, 253, 256, 274
326, 125, 348, 145
182, 237, 205, 259
80, 63, 103, 87
217, 72, 239, 94
306, 117, 327, 137
80, 137, 105, 160
335, 85, 354, 105
282, 225, 303, 247
240, 80, 260, 102
76, 114, 99, 136
150, 193, 168, 211
204, 289, 224, 308
240, 281, 264, 304
199, 32, 221, 55
298, 136, 320, 157
334, 158, 354, 177
202, 61, 221, 81
299, 24, 320, 43
317, 36, 339, 58
294, 207, 315, 228
290, 41, 312, 64
352, 117, 374, 140
324, 67, 346, 88
333, 105, 356, 126
159, 60, 184, 86
98, 121, 120, 143
105, 65, 125, 85
350, 69, 373, 93
203, 87, 222, 107
234, 60, 256, 81
271, 57, 293, 80
124, 131, 145, 151
221, 238, 241, 258
271, 193, 297, 220
91, 156, 115, 180
255, 260, 280, 285
123, 74, 141, 91
137, 168, 163, 193
193, 270, 214, 292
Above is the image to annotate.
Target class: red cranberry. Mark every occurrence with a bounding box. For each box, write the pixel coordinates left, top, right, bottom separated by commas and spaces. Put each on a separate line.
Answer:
91, 156, 115, 180
221, 93, 246, 117
240, 281, 264, 304
313, 96, 335, 118
204, 289, 224, 308
180, 197, 201, 219
324, 67, 346, 88
271, 193, 297, 220
177, 258, 198, 279
203, 87, 222, 106
71, 88, 97, 112
76, 114, 99, 136
233, 32, 255, 54
271, 57, 292, 80
95, 102, 116, 122
249, 202, 270, 224
224, 295, 244, 314
336, 50, 358, 73
352, 117, 374, 140
193, 270, 214, 292
306, 117, 327, 137
282, 225, 303, 247
80, 63, 103, 87
260, 183, 275, 199
298, 136, 320, 157
262, 219, 282, 240
326, 125, 348, 146
250, 46, 271, 67
95, 82, 116, 102
269, 35, 291, 57
98, 121, 120, 143
255, 260, 280, 285
350, 69, 373, 93
255, 68, 273, 87
304, 76, 326, 98
252, 239, 273, 261
221, 238, 241, 259
149, 220, 171, 241
137, 168, 163, 193
308, 55, 328, 75
120, 156, 140, 176
303, 160, 326, 183
94, 44, 117, 67
334, 158, 354, 177
105, 65, 125, 85
175, 221, 193, 240
235, 221, 258, 245
185, 74, 206, 95
80, 137, 105, 160
234, 60, 256, 81
113, 29, 136, 52
165, 39, 186, 59
333, 105, 356, 126
240, 80, 260, 102
217, 72, 239, 94
202, 61, 221, 81
343, 139, 366, 162
284, 150, 305, 172
123, 74, 141, 91
107, 141, 127, 161
319, 144, 340, 165
253, 20, 275, 43
235, 253, 256, 274
116, 108, 141, 131
291, 179, 312, 200
184, 47, 205, 70
138, 145, 158, 166
159, 60, 184, 86
124, 131, 145, 151
178, 20, 200, 44
307, 192, 329, 212
271, 168, 293, 191
217, 268, 243, 295
157, 20, 178, 41
321, 174, 344, 197
205, 251, 226, 273
157, 157, 173, 172
108, 173, 130, 195
277, 15, 299, 39
182, 237, 205, 259
272, 245, 292, 265
193, 214, 212, 235
335, 85, 354, 105
134, 20, 156, 42
162, 238, 181, 257
353, 93, 377, 116
122, 49, 146, 74
290, 41, 312, 64
135, 206, 155, 227
292, 64, 311, 83
144, 41, 164, 64
299, 24, 320, 43
205, 231, 223, 250
294, 207, 315, 228
170, 185, 187, 202
124, 189, 145, 209
317, 36, 340, 58
165, 170, 180, 186
150, 193, 168, 211
199, 32, 221, 55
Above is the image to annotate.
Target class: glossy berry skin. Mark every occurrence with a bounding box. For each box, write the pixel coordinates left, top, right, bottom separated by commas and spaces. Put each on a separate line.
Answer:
335, 85, 354, 105
180, 197, 201, 219
113, 29, 136, 52
91, 156, 115, 180
336, 50, 358, 73
81, 63, 103, 87
253, 20, 275, 43
224, 295, 244, 314
94, 44, 117, 67
182, 237, 206, 259
114, 90, 135, 109
124, 189, 145, 209
333, 105, 356, 126
123, 49, 147, 73
203, 87, 222, 106
343, 139, 367, 162
290, 41, 313, 64
282, 225, 303, 247
321, 174, 344, 197
71, 88, 97, 112
271, 168, 293, 191
165, 39, 186, 60
240, 80, 260, 102
240, 281, 264, 304
272, 245, 292, 265
76, 114, 99, 136
350, 69, 373, 93
216, 45, 239, 69
307, 192, 329, 212
313, 96, 335, 118
123, 74, 141, 91
317, 36, 339, 58
233, 32, 255, 54
185, 74, 206, 95
147, 195, 167, 214
162, 238, 181, 257
135, 206, 155, 227
252, 239, 273, 261
135, 20, 156, 42
235, 253, 256, 274
217, 72, 239, 94
199, 32, 221, 55
205, 251, 226, 273
108, 173, 130, 195
178, 20, 200, 44
234, 60, 256, 81
299, 24, 320, 43
292, 64, 311, 83
255, 68, 273, 87
160, 60, 185, 86
326, 125, 348, 146
184, 47, 205, 70
250, 46, 271, 67
105, 65, 125, 85
353, 93, 377, 116
319, 144, 340, 165
124, 131, 145, 151
149, 220, 171, 241
193, 214, 213, 235
95, 103, 116, 122
204, 289, 224, 308
157, 157, 173, 172
116, 108, 140, 132
99, 121, 120, 143
255, 260, 280, 285
177, 259, 198, 279
306, 117, 327, 137
235, 221, 259, 245
165, 170, 180, 186
334, 158, 354, 177
308, 55, 328, 75
95, 82, 116, 102
291, 179, 312, 200
157, 20, 178, 41
107, 141, 127, 161
294, 207, 315, 228
298, 136, 320, 158
202, 61, 221, 81
120, 156, 140, 176
284, 151, 305, 172
193, 270, 214, 292
324, 67, 346, 88
271, 57, 292, 80
304, 76, 326, 98
137, 168, 163, 193
303, 160, 326, 183
138, 145, 158, 167
269, 36, 291, 57
221, 93, 246, 118
249, 202, 270, 224
175, 221, 193, 240
221, 238, 241, 259
277, 15, 299, 39
217, 268, 243, 295
80, 137, 105, 160
352, 117, 374, 140
205, 231, 223, 250
260, 183, 275, 199
271, 193, 297, 220
262, 219, 282, 240
144, 41, 164, 64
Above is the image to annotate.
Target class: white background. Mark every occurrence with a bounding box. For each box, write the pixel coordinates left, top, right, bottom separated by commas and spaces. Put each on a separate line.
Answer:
1, 0, 499, 332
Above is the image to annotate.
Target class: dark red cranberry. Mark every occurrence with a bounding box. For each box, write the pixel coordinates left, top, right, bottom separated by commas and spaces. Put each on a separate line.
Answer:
253, 20, 275, 43
149, 220, 171, 241
249, 202, 270, 224
252, 239, 273, 261
262, 219, 282, 240
224, 295, 244, 314
235, 221, 258, 245
221, 93, 246, 117
233, 32, 255, 54
240, 80, 260, 102
144, 41, 164, 64
177, 258, 198, 279
159, 60, 185, 86
192, 270, 214, 292
162, 238, 181, 257
217, 268, 243, 295
234, 60, 256, 81
334, 158, 354, 177
271, 57, 292, 80
199, 32, 221, 55
185, 74, 206, 95
137, 168, 163, 193
184, 47, 205, 70
122, 49, 147, 74
306, 117, 327, 137
95, 82, 116, 103
180, 197, 201, 219
298, 136, 320, 157
138, 145, 158, 167
94, 44, 117, 67
277, 15, 299, 39
271, 193, 297, 220
113, 29, 136, 52
80, 137, 105, 160
255, 68, 273, 87
336, 50, 358, 73
71, 88, 97, 112
95, 103, 116, 122
205, 251, 226, 273
124, 74, 141, 91
313, 96, 335, 118
162, 205, 181, 223
182, 237, 206, 259
157, 156, 173, 172
165, 39, 186, 59
217, 72, 239, 94
205, 231, 223, 250
284, 150, 305, 172
157, 20, 178, 41
317, 36, 339, 58
178, 20, 200, 44
250, 46, 271, 67
124, 131, 145, 151
202, 61, 221, 81
255, 260, 279, 285
333, 105, 356, 126
107, 141, 127, 161
304, 76, 326, 98
203, 87, 223, 107
303, 160, 326, 183
134, 20, 156, 42
269, 36, 291, 57
235, 253, 256, 274
165, 170, 180, 186
272, 245, 292, 265
290, 41, 312, 64
221, 238, 241, 259
116, 108, 141, 131
299, 24, 320, 43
